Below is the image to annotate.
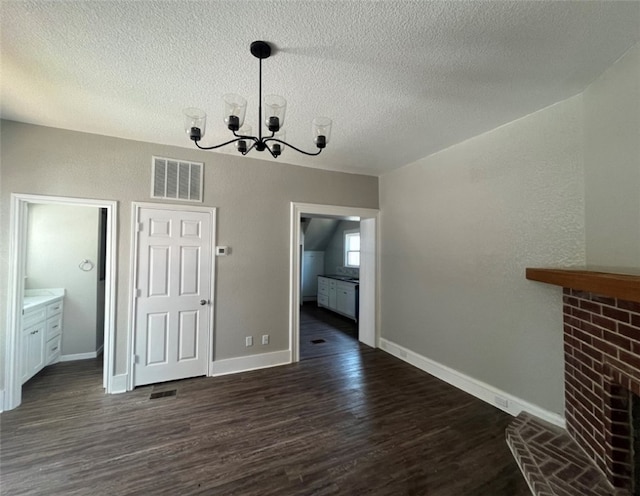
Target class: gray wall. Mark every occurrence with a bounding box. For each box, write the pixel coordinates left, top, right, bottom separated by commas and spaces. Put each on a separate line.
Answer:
584, 44, 640, 266
380, 95, 585, 414
0, 121, 379, 387
26, 204, 100, 356
324, 220, 360, 275
379, 42, 640, 416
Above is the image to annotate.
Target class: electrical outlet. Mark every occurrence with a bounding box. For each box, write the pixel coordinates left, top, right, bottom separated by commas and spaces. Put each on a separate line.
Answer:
261, 334, 269, 345
245, 336, 253, 347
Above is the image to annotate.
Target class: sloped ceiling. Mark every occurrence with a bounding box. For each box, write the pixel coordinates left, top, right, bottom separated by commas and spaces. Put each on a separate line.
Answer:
1, 1, 639, 176
302, 218, 340, 252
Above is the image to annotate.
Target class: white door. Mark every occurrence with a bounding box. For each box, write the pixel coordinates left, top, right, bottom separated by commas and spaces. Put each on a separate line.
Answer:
133, 207, 213, 387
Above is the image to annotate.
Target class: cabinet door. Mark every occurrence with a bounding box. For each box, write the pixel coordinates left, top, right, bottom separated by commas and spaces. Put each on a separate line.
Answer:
329, 286, 337, 309
336, 288, 348, 314
24, 323, 45, 382
344, 289, 356, 318
21, 330, 29, 384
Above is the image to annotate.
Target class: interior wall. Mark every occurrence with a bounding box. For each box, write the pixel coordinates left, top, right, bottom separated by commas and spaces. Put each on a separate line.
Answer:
26, 204, 100, 356
324, 220, 360, 275
584, 43, 640, 267
379, 95, 585, 414
0, 121, 379, 388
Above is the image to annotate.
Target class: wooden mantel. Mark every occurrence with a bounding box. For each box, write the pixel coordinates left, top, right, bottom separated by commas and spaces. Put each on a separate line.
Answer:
526, 267, 640, 303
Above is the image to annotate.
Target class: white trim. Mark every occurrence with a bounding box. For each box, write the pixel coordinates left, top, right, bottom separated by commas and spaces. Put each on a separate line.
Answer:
4, 194, 118, 411
0, 389, 5, 413
209, 350, 290, 377
379, 337, 566, 428
96, 344, 104, 356
128, 202, 217, 390
289, 202, 379, 363
110, 374, 128, 394
60, 351, 99, 362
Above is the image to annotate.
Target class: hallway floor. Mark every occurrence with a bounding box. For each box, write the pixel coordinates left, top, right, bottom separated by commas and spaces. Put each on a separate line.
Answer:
299, 301, 364, 360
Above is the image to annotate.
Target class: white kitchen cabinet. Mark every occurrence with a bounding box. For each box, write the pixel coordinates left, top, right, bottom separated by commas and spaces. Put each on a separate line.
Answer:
317, 276, 357, 321
336, 282, 357, 319
328, 279, 337, 309
21, 291, 64, 384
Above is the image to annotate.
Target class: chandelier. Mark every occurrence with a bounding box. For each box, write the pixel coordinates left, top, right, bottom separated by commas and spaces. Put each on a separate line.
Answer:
183, 41, 332, 158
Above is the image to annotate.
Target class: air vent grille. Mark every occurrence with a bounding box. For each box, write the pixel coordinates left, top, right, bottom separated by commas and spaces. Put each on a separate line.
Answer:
151, 157, 203, 202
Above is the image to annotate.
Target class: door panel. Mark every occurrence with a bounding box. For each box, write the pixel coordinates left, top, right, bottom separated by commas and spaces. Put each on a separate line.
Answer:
134, 207, 212, 386
146, 313, 169, 365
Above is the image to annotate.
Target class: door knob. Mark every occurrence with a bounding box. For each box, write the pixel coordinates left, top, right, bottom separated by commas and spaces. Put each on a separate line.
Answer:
200, 299, 208, 306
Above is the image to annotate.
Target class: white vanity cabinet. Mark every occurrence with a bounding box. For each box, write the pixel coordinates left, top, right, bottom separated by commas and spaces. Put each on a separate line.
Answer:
317, 276, 358, 321
21, 291, 64, 384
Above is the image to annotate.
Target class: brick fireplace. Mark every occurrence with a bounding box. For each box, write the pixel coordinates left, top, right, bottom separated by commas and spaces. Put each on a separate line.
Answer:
514, 268, 640, 495
563, 288, 640, 492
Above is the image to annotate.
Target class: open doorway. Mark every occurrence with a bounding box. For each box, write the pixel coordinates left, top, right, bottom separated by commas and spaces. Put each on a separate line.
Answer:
4, 194, 117, 411
299, 216, 361, 360
289, 202, 378, 363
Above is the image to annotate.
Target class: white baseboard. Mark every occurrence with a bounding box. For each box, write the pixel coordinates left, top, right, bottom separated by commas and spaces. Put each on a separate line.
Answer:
379, 338, 566, 428
96, 344, 104, 356
209, 350, 290, 377
110, 373, 128, 394
0, 389, 4, 413
60, 351, 98, 362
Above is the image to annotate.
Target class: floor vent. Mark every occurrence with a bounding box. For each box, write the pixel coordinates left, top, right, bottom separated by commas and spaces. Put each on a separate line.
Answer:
150, 389, 177, 399
311, 339, 326, 344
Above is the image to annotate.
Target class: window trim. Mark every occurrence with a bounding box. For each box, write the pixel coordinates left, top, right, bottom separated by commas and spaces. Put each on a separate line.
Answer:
344, 229, 360, 268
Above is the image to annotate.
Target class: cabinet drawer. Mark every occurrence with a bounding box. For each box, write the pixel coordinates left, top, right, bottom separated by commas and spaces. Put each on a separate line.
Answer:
318, 285, 329, 296
23, 308, 46, 328
329, 280, 337, 289
45, 336, 61, 365
46, 315, 62, 340
47, 300, 63, 318
337, 282, 353, 291
317, 294, 329, 306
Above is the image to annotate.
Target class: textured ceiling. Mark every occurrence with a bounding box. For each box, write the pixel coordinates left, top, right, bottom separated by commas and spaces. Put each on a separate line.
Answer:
2, 1, 639, 176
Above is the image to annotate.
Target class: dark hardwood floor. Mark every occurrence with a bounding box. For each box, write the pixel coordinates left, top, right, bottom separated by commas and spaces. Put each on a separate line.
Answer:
299, 302, 363, 360
1, 343, 529, 495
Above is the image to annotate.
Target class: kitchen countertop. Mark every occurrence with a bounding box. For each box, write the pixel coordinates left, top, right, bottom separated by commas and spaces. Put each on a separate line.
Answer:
319, 274, 360, 283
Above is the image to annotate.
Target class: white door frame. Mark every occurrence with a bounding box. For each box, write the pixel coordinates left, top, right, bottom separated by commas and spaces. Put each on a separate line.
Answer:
4, 193, 118, 411
289, 202, 380, 362
127, 202, 217, 391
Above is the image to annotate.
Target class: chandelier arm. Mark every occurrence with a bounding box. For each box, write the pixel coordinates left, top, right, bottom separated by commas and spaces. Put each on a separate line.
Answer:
232, 131, 258, 140
241, 140, 259, 156
263, 137, 323, 156
194, 137, 246, 150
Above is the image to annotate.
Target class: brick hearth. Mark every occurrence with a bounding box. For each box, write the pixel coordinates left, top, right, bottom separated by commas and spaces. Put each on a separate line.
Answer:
512, 268, 640, 495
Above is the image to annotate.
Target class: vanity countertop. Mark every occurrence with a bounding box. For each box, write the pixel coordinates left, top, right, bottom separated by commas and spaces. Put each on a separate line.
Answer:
23, 288, 65, 311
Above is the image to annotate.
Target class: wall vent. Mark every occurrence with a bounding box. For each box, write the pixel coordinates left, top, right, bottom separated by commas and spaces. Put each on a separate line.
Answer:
151, 156, 203, 202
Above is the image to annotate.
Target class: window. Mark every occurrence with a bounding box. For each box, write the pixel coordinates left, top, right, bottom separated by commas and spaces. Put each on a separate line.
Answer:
344, 230, 360, 267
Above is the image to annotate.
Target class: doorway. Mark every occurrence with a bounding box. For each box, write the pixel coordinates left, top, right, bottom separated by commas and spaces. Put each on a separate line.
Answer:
289, 202, 378, 363
5, 194, 117, 411
299, 216, 361, 360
